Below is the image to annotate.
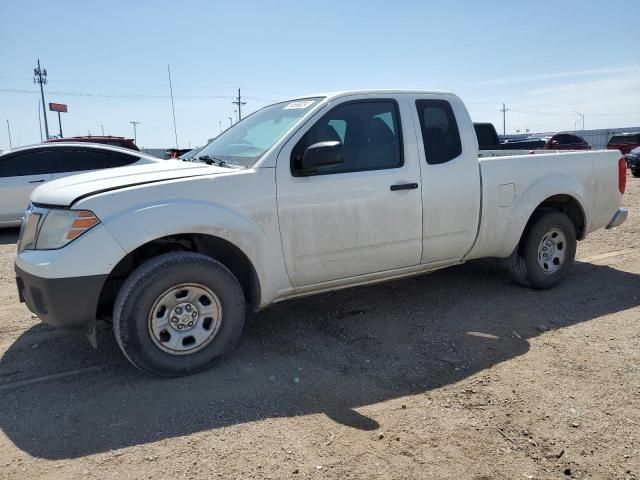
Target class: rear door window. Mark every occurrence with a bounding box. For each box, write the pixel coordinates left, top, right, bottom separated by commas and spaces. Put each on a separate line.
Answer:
0, 150, 56, 177
416, 100, 462, 165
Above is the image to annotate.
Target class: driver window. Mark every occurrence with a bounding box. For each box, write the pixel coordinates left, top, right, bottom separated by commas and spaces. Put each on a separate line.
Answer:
290, 100, 403, 176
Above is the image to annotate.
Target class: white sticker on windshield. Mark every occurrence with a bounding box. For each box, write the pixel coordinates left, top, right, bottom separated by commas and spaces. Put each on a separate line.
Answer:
283, 100, 315, 110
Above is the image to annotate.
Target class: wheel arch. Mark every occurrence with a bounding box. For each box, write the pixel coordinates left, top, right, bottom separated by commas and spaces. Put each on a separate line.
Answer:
524, 194, 587, 240
97, 233, 261, 320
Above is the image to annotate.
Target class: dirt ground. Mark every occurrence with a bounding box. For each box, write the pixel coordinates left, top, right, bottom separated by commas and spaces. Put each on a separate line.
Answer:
1, 174, 638, 480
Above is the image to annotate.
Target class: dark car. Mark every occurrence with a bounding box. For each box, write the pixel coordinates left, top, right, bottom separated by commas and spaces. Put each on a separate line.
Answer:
473, 123, 502, 150
607, 132, 640, 155
545, 133, 591, 150
625, 146, 640, 177
501, 137, 547, 150
46, 135, 139, 151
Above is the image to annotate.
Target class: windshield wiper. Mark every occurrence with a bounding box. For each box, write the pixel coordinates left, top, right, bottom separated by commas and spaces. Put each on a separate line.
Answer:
197, 155, 245, 169
198, 155, 228, 167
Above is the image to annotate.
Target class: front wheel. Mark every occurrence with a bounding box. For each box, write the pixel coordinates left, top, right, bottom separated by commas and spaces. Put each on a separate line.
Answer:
113, 252, 245, 377
510, 211, 577, 289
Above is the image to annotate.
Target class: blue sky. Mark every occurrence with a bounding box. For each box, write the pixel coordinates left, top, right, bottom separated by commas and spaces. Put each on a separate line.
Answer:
1, 0, 639, 150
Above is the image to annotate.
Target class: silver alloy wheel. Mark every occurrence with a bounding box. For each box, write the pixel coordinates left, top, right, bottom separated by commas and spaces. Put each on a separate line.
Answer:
537, 228, 566, 275
148, 283, 222, 355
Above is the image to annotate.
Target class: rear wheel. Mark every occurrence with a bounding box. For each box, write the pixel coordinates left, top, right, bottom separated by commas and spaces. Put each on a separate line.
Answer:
113, 252, 245, 377
510, 211, 576, 289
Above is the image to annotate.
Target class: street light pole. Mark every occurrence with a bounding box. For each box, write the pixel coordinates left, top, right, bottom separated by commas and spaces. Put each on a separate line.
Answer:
573, 111, 585, 131
228, 117, 233, 127
129, 121, 140, 144
99, 124, 105, 136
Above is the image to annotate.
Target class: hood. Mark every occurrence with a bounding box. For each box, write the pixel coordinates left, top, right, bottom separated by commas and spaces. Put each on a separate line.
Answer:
31, 160, 229, 207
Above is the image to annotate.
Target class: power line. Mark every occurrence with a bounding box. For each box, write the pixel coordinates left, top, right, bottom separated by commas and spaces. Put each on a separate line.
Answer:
0, 87, 278, 102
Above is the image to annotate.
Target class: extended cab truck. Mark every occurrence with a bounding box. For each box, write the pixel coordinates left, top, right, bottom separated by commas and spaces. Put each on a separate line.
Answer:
15, 90, 628, 377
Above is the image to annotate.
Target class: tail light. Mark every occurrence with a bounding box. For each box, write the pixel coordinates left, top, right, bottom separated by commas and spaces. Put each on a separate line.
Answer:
618, 158, 626, 194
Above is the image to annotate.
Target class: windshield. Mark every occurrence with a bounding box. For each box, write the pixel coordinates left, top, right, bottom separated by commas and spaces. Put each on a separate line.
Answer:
198, 97, 323, 167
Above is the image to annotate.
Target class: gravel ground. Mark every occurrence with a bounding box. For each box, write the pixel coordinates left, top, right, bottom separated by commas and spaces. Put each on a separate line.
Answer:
0, 174, 638, 480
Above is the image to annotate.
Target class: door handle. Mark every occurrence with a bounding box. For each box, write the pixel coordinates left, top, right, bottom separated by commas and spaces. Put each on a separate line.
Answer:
28, 179, 46, 184
390, 182, 418, 191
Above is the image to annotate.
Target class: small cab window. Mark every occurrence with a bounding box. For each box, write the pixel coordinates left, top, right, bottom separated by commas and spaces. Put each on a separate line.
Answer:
416, 99, 462, 165
291, 100, 403, 176
54, 149, 139, 173
0, 150, 56, 177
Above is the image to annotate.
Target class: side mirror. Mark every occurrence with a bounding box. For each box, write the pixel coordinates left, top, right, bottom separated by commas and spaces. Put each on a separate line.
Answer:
301, 141, 343, 173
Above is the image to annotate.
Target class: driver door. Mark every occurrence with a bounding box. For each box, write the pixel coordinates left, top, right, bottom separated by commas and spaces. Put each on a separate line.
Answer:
276, 95, 423, 287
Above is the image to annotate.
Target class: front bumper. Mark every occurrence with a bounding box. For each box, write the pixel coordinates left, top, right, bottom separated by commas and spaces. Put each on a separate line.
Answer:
606, 208, 628, 230
15, 265, 107, 332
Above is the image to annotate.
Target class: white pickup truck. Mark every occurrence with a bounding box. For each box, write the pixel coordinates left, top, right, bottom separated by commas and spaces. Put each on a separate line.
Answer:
15, 90, 628, 377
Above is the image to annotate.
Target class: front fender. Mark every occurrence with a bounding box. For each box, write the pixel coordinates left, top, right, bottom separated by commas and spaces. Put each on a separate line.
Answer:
97, 200, 287, 307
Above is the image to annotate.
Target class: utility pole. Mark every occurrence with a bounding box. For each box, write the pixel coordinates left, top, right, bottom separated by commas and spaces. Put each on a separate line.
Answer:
500, 103, 509, 136
37, 100, 43, 142
33, 59, 50, 139
232, 88, 246, 121
129, 121, 140, 144
99, 124, 105, 136
6, 120, 12, 149
167, 65, 179, 149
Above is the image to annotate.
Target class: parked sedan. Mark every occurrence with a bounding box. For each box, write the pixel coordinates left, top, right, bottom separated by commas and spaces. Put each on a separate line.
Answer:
545, 133, 591, 150
0, 143, 161, 228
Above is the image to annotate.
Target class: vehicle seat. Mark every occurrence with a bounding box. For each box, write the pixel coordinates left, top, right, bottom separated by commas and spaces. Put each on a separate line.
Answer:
355, 117, 398, 169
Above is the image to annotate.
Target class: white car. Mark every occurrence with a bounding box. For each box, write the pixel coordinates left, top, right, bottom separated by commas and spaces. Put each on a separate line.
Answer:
15, 90, 627, 377
0, 143, 161, 227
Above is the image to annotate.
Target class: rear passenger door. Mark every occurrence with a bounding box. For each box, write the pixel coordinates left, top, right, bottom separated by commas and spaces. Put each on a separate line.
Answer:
51, 148, 140, 179
0, 150, 54, 224
276, 95, 423, 287
410, 95, 481, 265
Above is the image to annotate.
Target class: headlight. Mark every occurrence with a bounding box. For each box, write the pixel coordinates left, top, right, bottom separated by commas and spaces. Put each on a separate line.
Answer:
18, 208, 100, 252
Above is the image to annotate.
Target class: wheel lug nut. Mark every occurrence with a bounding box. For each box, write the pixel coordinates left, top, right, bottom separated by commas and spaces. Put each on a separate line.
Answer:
185, 305, 192, 312
175, 307, 182, 314
177, 324, 184, 330
171, 316, 178, 323
188, 321, 194, 327
191, 311, 197, 318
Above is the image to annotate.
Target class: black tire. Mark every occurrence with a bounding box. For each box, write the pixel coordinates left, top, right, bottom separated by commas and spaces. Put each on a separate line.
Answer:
113, 252, 245, 377
632, 167, 640, 178
510, 211, 576, 289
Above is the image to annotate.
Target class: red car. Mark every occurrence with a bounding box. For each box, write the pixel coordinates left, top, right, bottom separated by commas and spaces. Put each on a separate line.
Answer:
607, 133, 640, 155
545, 133, 591, 150
46, 135, 139, 151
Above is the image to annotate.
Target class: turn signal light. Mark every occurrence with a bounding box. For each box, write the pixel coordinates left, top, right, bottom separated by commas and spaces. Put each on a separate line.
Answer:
67, 211, 100, 240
